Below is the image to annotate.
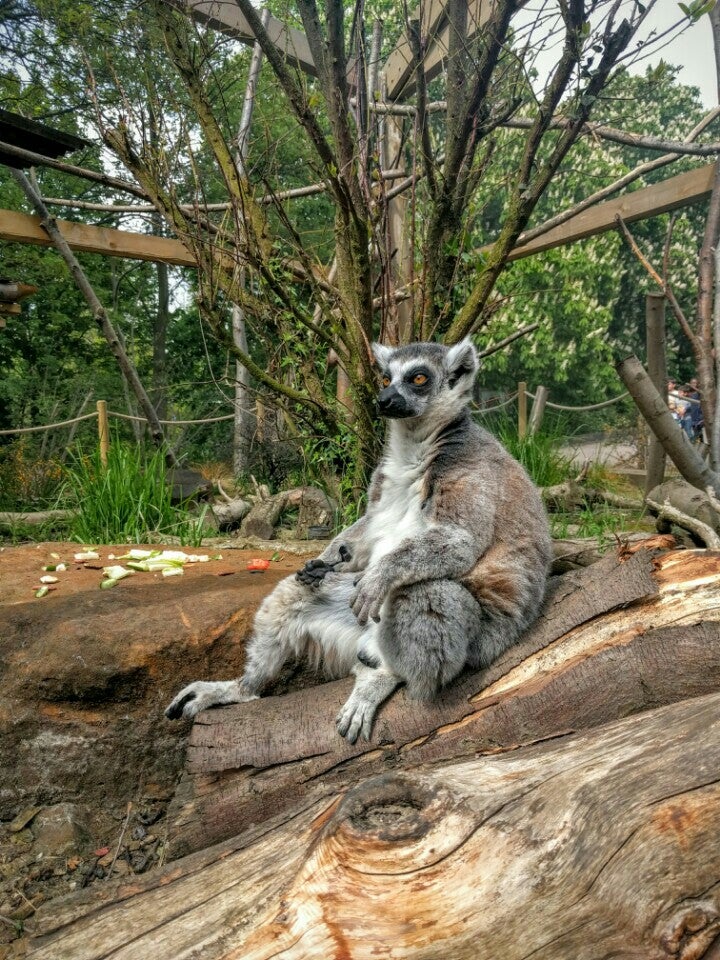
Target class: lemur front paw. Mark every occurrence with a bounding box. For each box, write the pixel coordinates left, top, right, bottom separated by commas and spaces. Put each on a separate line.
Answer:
164, 680, 257, 721
350, 569, 386, 625
296, 544, 351, 588
336, 691, 376, 744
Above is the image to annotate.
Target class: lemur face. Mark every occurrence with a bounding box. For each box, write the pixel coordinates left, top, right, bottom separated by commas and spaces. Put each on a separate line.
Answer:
371, 340, 479, 422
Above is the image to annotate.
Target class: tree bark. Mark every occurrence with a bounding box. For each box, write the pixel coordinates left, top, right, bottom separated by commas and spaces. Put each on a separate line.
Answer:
164, 541, 720, 858
647, 479, 720, 532
26, 688, 720, 960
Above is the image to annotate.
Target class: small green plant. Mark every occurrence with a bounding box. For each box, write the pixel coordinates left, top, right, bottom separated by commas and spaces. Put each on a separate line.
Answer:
551, 502, 650, 542
65, 441, 205, 545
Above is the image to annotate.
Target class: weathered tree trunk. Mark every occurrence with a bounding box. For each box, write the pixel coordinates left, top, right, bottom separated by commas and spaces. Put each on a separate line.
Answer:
647, 478, 720, 544
618, 354, 720, 495
27, 688, 720, 960
210, 497, 252, 529
164, 541, 720, 858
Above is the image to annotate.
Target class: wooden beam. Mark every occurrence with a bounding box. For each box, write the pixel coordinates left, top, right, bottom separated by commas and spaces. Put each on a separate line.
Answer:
501, 163, 715, 262
385, 0, 515, 101
1, 164, 712, 270
0, 208, 196, 266
164, 0, 317, 77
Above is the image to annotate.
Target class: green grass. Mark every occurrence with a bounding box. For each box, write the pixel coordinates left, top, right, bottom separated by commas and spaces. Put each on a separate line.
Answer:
64, 442, 205, 546
551, 503, 648, 542
481, 412, 575, 487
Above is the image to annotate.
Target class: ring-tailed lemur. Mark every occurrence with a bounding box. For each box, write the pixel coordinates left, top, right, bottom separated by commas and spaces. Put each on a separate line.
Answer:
166, 339, 552, 743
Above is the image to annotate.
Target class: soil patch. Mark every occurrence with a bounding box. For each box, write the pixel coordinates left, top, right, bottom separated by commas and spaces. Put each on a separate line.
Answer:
0, 540, 314, 954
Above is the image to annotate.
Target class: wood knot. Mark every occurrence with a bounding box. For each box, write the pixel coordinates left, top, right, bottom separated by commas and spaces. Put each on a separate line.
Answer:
334, 774, 442, 843
317, 773, 476, 876
340, 775, 437, 842
658, 901, 720, 959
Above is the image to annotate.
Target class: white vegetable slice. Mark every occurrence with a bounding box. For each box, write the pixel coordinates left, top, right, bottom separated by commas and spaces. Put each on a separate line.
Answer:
102, 565, 134, 581
74, 551, 100, 561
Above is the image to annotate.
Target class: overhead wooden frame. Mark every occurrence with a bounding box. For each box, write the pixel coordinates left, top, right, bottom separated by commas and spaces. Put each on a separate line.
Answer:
0, 164, 714, 267
0, 208, 196, 266
162, 0, 508, 102
502, 163, 717, 262
165, 0, 317, 76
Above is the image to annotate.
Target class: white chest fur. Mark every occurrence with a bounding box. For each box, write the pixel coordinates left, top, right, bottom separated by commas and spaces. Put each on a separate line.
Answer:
365, 430, 431, 566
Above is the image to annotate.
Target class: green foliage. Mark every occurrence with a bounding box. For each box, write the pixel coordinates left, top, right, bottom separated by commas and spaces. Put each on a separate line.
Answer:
0, 439, 65, 510
65, 441, 205, 545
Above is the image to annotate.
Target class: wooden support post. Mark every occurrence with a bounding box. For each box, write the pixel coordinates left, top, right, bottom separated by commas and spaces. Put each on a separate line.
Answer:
518, 381, 527, 438
528, 385, 548, 436
96, 400, 109, 467
645, 292, 667, 494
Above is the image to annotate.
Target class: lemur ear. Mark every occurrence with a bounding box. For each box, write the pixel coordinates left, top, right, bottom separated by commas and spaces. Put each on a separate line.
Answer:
446, 338, 479, 387
371, 342, 392, 369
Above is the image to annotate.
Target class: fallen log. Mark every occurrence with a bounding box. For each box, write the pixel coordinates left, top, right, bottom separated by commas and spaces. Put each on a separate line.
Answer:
26, 689, 720, 959
542, 478, 642, 512
647, 478, 720, 545
165, 539, 720, 858
0, 508, 74, 528
550, 531, 665, 571
209, 496, 251, 528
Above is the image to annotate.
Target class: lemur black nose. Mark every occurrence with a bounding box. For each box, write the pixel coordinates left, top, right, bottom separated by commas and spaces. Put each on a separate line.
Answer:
377, 386, 400, 412
377, 386, 412, 418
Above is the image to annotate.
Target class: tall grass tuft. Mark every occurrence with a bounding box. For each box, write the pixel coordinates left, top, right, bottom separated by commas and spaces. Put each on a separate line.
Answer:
479, 411, 574, 487
65, 442, 205, 545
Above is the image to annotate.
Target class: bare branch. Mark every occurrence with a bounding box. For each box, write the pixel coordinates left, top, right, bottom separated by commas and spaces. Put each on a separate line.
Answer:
615, 214, 696, 347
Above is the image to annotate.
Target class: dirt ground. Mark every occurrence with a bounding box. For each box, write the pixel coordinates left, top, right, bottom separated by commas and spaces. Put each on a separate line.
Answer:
0, 539, 316, 957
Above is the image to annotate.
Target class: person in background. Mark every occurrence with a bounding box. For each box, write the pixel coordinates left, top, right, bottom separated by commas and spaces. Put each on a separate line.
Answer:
688, 378, 704, 442
678, 385, 694, 440
667, 378, 680, 422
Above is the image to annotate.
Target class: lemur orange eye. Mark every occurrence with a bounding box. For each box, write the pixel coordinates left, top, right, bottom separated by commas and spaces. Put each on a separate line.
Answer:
413, 374, 428, 385
382, 376, 391, 387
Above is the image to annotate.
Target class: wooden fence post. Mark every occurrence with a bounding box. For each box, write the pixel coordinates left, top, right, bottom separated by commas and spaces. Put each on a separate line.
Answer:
528, 385, 548, 436
96, 400, 109, 468
518, 382, 527, 438
645, 292, 667, 494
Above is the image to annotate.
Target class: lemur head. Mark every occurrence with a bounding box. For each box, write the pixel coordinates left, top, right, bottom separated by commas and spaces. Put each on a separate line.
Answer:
371, 339, 479, 425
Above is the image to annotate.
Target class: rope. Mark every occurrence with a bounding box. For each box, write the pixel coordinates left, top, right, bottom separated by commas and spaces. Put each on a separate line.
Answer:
107, 410, 235, 426
524, 390, 629, 411
0, 409, 235, 435
474, 391, 519, 413
0, 412, 98, 435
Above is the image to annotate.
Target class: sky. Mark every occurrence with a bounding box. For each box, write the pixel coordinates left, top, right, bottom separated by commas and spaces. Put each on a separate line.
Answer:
636, 4, 717, 107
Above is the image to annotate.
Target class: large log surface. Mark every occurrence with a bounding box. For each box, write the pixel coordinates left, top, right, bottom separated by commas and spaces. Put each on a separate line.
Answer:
27, 689, 720, 959
168, 542, 720, 856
